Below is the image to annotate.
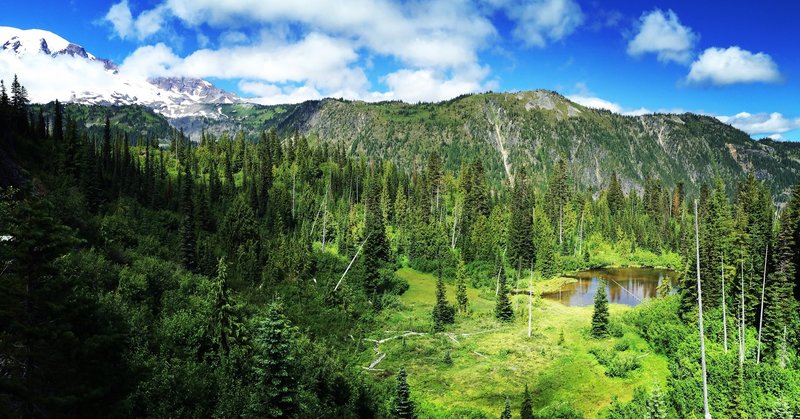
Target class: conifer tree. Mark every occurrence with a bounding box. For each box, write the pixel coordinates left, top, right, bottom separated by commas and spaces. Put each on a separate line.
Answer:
607, 172, 625, 217
762, 185, 798, 356
248, 301, 297, 418
432, 264, 455, 331
495, 266, 514, 321
455, 257, 469, 313
591, 281, 609, 338
363, 177, 390, 299
179, 161, 196, 271
647, 385, 668, 419
394, 367, 415, 419
212, 257, 243, 356
509, 170, 534, 266
520, 384, 534, 419
101, 116, 112, 174
533, 208, 557, 278
500, 399, 512, 419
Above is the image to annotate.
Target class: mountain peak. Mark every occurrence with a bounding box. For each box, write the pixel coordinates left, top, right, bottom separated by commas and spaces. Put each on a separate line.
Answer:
0, 26, 243, 119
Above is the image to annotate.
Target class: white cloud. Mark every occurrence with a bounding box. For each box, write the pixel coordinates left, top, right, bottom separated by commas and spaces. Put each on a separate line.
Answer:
717, 112, 800, 136
104, 0, 134, 39
103, 0, 508, 103
506, 0, 584, 47
687, 46, 781, 85
238, 81, 323, 105
380, 66, 490, 103
627, 9, 697, 64
567, 94, 622, 113
769, 134, 784, 140
104, 0, 168, 41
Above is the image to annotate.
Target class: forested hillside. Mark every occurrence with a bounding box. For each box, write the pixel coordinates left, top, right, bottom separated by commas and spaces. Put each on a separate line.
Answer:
2, 78, 800, 418
167, 91, 800, 201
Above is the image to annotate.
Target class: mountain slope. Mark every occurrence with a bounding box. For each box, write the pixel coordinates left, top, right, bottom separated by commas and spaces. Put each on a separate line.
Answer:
169, 90, 800, 201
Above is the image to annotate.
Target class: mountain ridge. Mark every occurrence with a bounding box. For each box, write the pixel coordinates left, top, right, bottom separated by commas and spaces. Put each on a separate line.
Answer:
49, 89, 800, 203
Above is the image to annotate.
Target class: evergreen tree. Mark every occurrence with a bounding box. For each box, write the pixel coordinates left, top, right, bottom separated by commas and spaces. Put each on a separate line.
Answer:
179, 161, 196, 271
533, 208, 558, 278
102, 116, 112, 175
509, 170, 534, 266
500, 398, 512, 419
455, 257, 469, 313
647, 385, 668, 419
53, 99, 63, 144
762, 185, 798, 356
591, 281, 609, 338
432, 264, 455, 331
363, 177, 390, 299
607, 172, 625, 217
212, 257, 243, 356
393, 367, 415, 419
520, 384, 534, 419
248, 301, 297, 418
495, 266, 514, 321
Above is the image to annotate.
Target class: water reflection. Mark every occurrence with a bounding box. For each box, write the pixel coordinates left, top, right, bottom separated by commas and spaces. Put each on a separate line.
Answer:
542, 267, 679, 307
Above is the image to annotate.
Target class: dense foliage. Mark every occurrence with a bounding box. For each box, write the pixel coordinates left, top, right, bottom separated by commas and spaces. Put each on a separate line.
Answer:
1, 78, 799, 417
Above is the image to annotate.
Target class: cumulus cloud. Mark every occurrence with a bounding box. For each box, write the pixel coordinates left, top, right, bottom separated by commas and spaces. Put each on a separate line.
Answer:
627, 9, 697, 64
687, 47, 782, 85
567, 94, 622, 113
100, 0, 515, 103
717, 112, 800, 136
104, 0, 168, 41
505, 0, 584, 47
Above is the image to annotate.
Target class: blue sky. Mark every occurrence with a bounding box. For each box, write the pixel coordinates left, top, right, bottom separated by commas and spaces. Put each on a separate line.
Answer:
2, 0, 799, 140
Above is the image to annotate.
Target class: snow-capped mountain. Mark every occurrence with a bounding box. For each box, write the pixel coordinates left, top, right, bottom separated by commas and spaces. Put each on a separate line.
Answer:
0, 26, 244, 119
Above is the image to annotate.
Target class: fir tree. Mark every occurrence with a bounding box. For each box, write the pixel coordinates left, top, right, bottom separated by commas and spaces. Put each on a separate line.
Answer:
520, 384, 534, 419
101, 116, 112, 175
647, 385, 668, 419
248, 301, 297, 418
455, 257, 469, 313
509, 170, 534, 266
394, 367, 415, 418
533, 208, 558, 278
591, 281, 609, 338
607, 172, 625, 217
212, 257, 243, 356
179, 161, 196, 271
495, 266, 514, 321
500, 398, 512, 419
432, 264, 455, 331
363, 177, 390, 299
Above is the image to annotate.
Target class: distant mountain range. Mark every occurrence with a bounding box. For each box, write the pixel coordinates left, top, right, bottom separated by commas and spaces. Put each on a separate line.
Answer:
0, 26, 242, 118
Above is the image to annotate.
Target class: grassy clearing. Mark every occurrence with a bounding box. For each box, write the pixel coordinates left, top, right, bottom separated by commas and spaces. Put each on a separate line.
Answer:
361, 268, 670, 418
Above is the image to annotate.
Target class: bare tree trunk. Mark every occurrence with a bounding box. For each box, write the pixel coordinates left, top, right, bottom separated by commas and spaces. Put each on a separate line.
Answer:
334, 233, 371, 292
722, 254, 728, 353
558, 204, 563, 246
528, 261, 533, 338
451, 205, 459, 250
694, 200, 712, 419
291, 168, 296, 217
781, 324, 787, 368
514, 259, 521, 311
322, 183, 329, 252
757, 244, 768, 364
578, 211, 584, 256
740, 259, 745, 368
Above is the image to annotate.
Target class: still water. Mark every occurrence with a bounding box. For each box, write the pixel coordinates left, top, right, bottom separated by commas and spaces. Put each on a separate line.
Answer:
542, 267, 679, 307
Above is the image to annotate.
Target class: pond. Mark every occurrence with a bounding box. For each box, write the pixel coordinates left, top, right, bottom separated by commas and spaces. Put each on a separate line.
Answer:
542, 267, 679, 307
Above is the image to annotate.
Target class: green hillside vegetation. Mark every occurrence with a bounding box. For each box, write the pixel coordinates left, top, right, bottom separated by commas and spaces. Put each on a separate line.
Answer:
1, 77, 800, 418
